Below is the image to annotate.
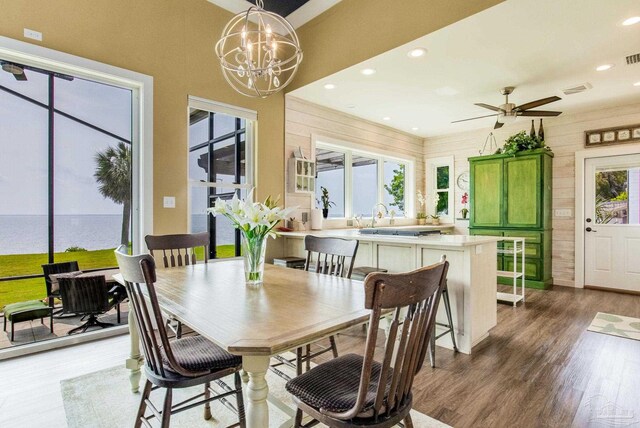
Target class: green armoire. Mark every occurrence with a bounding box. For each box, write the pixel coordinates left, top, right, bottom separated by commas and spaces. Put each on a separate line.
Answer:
469, 149, 553, 289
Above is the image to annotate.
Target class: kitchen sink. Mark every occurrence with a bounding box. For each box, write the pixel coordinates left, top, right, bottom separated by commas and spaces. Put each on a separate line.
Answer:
358, 227, 442, 237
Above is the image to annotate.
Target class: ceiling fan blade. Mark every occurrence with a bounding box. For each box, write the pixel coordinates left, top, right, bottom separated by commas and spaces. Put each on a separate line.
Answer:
474, 103, 502, 112
518, 110, 562, 117
451, 113, 498, 124
494, 119, 504, 129
14, 72, 27, 81
515, 96, 561, 111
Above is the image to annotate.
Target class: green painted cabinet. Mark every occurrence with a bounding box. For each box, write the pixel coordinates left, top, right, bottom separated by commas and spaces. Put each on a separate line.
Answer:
469, 149, 553, 289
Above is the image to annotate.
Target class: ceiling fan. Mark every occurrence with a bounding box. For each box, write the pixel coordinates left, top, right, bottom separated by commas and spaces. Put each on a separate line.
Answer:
1, 61, 27, 81
452, 87, 562, 129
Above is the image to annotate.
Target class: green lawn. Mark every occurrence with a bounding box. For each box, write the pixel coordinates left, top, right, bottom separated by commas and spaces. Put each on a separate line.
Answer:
0, 245, 236, 309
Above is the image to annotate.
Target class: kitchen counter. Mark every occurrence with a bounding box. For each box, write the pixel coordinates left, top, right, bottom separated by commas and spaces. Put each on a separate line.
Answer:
279, 228, 500, 354
279, 226, 499, 248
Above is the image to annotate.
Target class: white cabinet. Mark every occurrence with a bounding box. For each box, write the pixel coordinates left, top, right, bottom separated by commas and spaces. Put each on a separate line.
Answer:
288, 158, 315, 194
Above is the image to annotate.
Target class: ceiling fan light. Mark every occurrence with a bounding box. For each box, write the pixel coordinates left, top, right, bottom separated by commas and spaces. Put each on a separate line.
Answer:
498, 113, 517, 124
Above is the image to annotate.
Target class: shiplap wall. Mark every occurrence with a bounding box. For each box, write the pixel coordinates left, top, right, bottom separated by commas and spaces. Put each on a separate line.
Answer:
424, 102, 640, 287
284, 96, 425, 227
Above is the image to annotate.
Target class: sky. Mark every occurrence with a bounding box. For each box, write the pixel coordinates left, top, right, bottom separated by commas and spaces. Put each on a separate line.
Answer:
0, 63, 132, 216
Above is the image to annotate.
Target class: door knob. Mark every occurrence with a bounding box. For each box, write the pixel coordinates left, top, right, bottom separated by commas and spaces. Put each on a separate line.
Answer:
585, 227, 597, 232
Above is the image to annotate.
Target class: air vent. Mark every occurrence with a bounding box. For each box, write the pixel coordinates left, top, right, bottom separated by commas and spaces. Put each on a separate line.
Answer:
562, 83, 592, 96
626, 53, 640, 65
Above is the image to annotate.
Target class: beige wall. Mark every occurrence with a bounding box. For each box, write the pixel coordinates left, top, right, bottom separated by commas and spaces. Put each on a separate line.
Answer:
0, 0, 284, 235
424, 102, 640, 287
284, 96, 424, 226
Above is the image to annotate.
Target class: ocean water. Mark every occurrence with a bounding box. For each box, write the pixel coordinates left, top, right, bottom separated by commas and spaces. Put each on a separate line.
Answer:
0, 215, 124, 255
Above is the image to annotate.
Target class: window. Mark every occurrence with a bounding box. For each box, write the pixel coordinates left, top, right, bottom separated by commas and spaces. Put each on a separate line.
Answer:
314, 139, 414, 218
188, 98, 255, 259
426, 156, 454, 222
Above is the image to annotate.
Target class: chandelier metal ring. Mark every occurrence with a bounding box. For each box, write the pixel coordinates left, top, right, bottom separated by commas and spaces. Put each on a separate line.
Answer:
215, 0, 303, 98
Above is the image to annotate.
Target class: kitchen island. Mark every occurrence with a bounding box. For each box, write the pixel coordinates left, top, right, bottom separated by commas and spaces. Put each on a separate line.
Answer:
279, 228, 501, 354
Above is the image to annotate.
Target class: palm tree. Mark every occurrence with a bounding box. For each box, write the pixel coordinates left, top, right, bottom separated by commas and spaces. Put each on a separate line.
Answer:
94, 142, 131, 245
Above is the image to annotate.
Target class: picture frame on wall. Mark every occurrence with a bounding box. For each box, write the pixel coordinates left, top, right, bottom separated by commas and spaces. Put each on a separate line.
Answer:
585, 124, 640, 147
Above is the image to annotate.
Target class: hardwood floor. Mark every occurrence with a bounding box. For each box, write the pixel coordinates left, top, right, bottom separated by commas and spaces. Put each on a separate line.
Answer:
336, 285, 640, 427
1, 285, 639, 427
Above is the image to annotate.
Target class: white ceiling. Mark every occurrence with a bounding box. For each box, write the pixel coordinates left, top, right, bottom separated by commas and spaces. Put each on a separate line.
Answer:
290, 0, 640, 137
207, 0, 342, 29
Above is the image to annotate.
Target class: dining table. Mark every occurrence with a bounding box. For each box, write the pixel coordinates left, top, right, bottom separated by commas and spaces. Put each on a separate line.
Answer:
115, 259, 372, 428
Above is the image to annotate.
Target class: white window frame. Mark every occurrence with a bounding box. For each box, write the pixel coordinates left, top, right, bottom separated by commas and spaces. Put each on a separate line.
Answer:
313, 135, 415, 219
425, 155, 454, 223
0, 36, 153, 360
186, 97, 257, 233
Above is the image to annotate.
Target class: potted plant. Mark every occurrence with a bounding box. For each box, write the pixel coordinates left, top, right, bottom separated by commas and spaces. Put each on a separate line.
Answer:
460, 192, 469, 219
496, 131, 551, 156
431, 214, 440, 225
318, 186, 335, 219
416, 212, 427, 225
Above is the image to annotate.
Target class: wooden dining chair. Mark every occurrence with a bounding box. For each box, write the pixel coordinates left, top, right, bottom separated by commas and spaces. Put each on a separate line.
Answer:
115, 249, 246, 428
145, 232, 209, 338
271, 235, 359, 381
285, 258, 449, 428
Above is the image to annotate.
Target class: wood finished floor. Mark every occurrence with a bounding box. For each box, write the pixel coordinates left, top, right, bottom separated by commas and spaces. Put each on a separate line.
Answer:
1, 286, 639, 427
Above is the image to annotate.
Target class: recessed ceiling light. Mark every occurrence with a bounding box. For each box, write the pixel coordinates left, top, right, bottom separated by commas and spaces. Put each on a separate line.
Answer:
622, 16, 640, 26
361, 68, 376, 76
411, 127, 419, 131
596, 64, 613, 71
383, 116, 391, 121
407, 48, 427, 58
634, 81, 640, 87
346, 104, 356, 108
323, 83, 336, 90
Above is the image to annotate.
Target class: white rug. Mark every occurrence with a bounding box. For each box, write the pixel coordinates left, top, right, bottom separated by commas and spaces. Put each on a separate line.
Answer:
61, 361, 450, 427
587, 312, 640, 341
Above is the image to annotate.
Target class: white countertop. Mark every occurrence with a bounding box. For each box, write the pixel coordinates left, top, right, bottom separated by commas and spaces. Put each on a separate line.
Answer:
279, 227, 502, 248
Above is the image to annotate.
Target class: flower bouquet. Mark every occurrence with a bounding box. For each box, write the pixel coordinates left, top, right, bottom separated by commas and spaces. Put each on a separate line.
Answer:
208, 190, 294, 285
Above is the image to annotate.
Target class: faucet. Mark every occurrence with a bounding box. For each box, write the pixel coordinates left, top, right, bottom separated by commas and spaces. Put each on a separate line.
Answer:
371, 203, 388, 228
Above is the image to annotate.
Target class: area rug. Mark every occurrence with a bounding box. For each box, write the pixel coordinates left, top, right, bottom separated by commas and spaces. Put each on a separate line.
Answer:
587, 312, 640, 341
61, 361, 450, 428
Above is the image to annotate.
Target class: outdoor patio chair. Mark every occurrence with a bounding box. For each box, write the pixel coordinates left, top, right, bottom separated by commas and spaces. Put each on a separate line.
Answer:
58, 275, 123, 334
42, 261, 80, 316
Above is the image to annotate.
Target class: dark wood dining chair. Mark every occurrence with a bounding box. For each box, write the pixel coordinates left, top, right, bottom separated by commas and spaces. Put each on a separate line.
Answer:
285, 258, 449, 428
58, 275, 124, 334
42, 261, 80, 316
145, 232, 209, 338
271, 235, 359, 381
115, 249, 246, 428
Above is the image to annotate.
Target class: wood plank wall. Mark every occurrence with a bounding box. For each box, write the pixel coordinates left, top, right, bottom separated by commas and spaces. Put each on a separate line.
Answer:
424, 102, 640, 287
284, 96, 425, 227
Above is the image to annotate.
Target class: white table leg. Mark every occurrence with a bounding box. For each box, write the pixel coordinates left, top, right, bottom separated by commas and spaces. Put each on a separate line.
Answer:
243, 355, 271, 428
126, 303, 143, 393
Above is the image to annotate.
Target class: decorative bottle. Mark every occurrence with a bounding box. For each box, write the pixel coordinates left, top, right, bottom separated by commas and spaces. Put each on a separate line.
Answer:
538, 119, 545, 141
530, 120, 536, 138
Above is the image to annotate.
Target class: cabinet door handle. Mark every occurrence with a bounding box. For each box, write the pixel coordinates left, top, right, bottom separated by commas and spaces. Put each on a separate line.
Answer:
585, 227, 597, 232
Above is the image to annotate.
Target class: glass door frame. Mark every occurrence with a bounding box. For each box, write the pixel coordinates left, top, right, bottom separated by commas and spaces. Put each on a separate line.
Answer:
0, 36, 153, 359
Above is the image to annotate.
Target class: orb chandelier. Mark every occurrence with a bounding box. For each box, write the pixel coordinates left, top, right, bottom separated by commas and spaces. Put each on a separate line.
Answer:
215, 0, 303, 98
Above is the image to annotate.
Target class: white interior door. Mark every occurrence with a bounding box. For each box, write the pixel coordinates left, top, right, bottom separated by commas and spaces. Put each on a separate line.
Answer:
584, 154, 640, 291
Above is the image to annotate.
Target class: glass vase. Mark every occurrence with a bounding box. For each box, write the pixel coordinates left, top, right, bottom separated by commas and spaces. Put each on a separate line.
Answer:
241, 232, 267, 285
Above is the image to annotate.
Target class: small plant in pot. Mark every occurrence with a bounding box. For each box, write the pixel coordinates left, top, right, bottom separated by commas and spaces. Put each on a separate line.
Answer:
317, 186, 335, 219
430, 214, 440, 225
416, 212, 427, 225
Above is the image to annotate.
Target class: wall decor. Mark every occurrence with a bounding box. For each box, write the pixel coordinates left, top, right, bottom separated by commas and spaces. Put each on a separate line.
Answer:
585, 123, 640, 147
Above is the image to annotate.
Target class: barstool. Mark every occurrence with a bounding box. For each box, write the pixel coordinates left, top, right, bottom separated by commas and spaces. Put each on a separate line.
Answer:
351, 266, 388, 281
429, 279, 457, 367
